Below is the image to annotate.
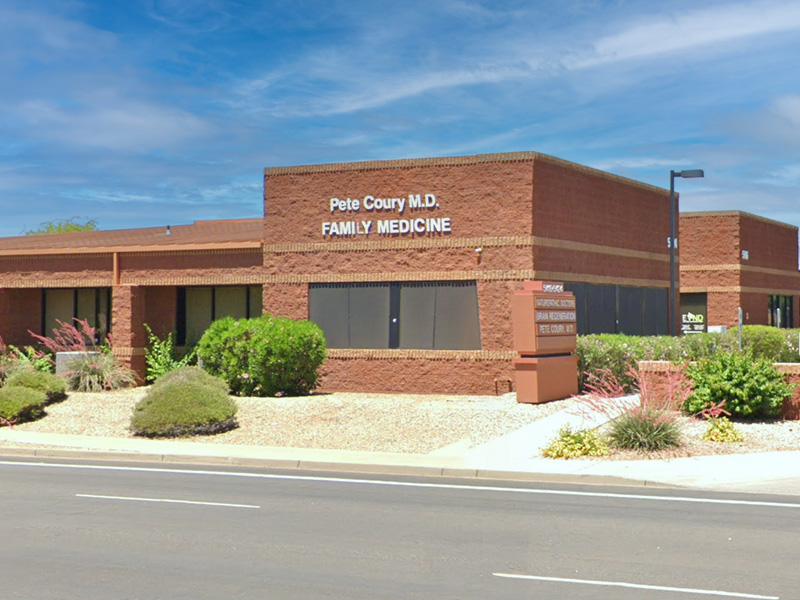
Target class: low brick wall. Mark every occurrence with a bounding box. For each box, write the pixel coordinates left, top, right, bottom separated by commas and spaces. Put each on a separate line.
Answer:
639, 361, 800, 420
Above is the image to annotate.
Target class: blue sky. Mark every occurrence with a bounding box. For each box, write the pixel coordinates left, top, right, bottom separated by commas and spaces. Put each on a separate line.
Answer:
1, 0, 799, 237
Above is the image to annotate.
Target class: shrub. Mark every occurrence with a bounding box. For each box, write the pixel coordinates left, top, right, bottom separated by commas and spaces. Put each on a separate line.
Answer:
608, 408, 683, 452
0, 387, 47, 426
144, 324, 196, 383
62, 352, 138, 392
702, 417, 744, 443
685, 351, 794, 420
738, 325, 794, 362
5, 370, 67, 403
197, 315, 326, 397
152, 366, 229, 396
131, 380, 238, 437
542, 426, 609, 459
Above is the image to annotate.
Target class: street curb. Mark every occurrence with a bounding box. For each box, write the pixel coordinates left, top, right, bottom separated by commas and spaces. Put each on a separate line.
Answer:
0, 446, 675, 489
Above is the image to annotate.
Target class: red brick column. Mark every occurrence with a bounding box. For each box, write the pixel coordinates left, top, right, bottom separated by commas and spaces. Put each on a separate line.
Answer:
0, 288, 43, 346
112, 285, 147, 383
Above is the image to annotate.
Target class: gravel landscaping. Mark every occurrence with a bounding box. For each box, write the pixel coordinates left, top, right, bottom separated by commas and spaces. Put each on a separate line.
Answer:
2, 388, 800, 458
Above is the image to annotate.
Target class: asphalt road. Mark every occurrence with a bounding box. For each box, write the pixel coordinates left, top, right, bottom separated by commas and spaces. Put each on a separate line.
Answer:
1, 458, 798, 599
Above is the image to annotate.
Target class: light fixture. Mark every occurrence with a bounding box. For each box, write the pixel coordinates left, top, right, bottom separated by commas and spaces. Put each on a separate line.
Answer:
669, 168, 704, 336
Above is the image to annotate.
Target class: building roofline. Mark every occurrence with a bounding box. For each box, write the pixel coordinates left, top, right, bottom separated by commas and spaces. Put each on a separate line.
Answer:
681, 210, 799, 232
263, 151, 668, 196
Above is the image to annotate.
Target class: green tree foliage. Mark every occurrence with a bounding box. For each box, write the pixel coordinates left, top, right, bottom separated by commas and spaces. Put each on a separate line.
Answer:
25, 217, 98, 235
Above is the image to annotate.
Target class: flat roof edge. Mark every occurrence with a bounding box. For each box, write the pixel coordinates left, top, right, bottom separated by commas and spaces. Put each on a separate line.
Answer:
682, 210, 798, 231
263, 152, 668, 196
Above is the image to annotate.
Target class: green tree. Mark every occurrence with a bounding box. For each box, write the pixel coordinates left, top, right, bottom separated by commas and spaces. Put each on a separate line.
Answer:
25, 217, 98, 235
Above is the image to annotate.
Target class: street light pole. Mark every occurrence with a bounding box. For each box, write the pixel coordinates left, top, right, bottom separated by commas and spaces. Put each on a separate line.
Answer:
669, 169, 704, 336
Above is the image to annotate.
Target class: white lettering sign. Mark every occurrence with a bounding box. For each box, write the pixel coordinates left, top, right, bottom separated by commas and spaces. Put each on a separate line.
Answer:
322, 192, 449, 238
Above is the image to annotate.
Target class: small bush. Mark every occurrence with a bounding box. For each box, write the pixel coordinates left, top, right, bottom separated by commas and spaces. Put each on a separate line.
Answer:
152, 366, 229, 396
131, 380, 238, 437
5, 370, 67, 403
197, 315, 326, 397
702, 417, 744, 443
0, 387, 47, 426
685, 351, 794, 420
144, 324, 196, 383
608, 408, 683, 452
62, 352, 138, 392
542, 426, 609, 459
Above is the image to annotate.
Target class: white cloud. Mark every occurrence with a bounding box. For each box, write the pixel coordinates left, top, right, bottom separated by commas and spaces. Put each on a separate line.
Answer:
12, 98, 214, 151
572, 1, 800, 68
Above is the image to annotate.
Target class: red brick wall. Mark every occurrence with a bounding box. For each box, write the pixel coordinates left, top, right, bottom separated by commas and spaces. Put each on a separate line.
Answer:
532, 158, 670, 258
143, 287, 177, 338
121, 249, 263, 284
0, 289, 42, 346
0, 254, 113, 285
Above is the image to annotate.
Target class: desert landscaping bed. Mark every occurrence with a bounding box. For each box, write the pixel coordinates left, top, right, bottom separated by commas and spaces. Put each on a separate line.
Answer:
1, 388, 800, 458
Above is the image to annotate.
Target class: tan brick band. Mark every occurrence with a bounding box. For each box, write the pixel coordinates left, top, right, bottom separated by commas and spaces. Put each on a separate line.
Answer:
327, 349, 516, 361
533, 271, 669, 288
534, 237, 669, 262
682, 286, 800, 295
265, 269, 669, 287
0, 279, 113, 288
264, 235, 534, 254
264, 234, 669, 263
119, 274, 265, 286
112, 347, 147, 357
682, 264, 800, 277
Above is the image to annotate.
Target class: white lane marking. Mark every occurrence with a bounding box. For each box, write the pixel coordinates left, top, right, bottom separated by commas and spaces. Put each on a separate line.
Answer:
493, 573, 779, 599
2, 460, 799, 509
76, 494, 259, 509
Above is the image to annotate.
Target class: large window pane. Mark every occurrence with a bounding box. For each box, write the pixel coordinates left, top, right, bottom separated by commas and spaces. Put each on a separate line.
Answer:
215, 287, 248, 320
399, 283, 435, 349
44, 289, 74, 336
185, 287, 213, 344
76, 289, 97, 328
349, 284, 390, 349
248, 286, 263, 318
617, 286, 643, 336
433, 282, 481, 350
309, 284, 350, 348
644, 288, 668, 335
586, 284, 617, 334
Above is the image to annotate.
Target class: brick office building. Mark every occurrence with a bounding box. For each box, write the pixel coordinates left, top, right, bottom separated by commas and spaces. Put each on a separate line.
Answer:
263, 152, 673, 394
0, 152, 680, 393
0, 219, 264, 377
680, 211, 800, 332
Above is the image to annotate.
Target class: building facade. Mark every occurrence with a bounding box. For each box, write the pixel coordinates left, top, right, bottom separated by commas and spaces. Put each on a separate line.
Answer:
680, 211, 799, 332
263, 152, 673, 394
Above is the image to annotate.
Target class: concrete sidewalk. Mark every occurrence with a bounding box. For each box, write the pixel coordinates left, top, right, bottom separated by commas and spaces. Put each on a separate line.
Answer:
2, 397, 799, 496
